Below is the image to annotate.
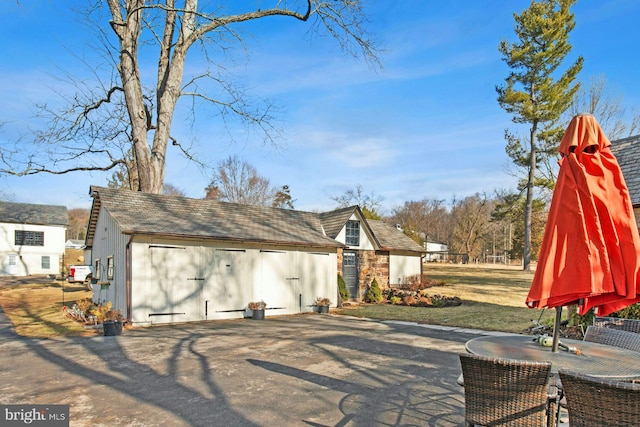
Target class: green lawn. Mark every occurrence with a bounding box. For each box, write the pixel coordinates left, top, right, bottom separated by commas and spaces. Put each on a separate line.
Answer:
334, 263, 558, 334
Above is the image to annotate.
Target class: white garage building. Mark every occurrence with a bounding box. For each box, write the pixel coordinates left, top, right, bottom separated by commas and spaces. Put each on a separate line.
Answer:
86, 186, 342, 325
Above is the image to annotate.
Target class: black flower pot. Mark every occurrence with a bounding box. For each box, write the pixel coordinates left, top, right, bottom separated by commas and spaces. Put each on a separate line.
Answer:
318, 305, 329, 314
103, 320, 123, 336
252, 309, 265, 320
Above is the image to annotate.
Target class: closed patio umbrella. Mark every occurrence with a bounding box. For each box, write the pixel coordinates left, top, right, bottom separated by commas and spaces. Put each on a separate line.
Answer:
526, 114, 640, 351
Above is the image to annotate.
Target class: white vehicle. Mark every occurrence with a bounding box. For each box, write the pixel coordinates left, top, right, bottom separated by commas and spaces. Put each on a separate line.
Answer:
68, 265, 93, 286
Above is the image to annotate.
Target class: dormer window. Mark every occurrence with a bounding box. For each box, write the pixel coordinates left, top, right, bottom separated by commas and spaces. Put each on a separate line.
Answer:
346, 221, 360, 246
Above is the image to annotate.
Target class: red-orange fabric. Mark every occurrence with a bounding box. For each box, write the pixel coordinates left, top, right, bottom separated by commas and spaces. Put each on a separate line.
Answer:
526, 115, 640, 316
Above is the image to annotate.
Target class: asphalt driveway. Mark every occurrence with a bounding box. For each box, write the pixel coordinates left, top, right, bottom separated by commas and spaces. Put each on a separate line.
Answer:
0, 310, 500, 426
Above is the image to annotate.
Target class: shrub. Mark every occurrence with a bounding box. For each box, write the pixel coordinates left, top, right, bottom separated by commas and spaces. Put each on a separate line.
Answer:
614, 303, 640, 320
337, 273, 349, 301
314, 297, 331, 306
248, 300, 267, 310
76, 298, 93, 313
104, 309, 124, 321
365, 278, 382, 303
389, 296, 402, 305
402, 295, 417, 306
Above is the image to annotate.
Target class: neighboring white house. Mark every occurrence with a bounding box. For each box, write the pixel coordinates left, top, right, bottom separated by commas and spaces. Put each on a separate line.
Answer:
424, 240, 449, 262
0, 201, 68, 276
86, 187, 426, 325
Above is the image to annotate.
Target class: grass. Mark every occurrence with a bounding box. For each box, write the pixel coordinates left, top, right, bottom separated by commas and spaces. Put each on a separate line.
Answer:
334, 263, 558, 334
0, 281, 98, 338
0, 264, 557, 337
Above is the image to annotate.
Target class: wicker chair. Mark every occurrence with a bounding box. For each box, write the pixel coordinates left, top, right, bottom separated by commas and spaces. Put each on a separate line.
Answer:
583, 326, 640, 352
558, 370, 640, 427
593, 317, 640, 334
459, 353, 557, 427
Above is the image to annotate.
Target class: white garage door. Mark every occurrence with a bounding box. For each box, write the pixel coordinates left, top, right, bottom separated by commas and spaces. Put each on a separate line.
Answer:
149, 246, 203, 324
259, 250, 300, 314
203, 249, 250, 317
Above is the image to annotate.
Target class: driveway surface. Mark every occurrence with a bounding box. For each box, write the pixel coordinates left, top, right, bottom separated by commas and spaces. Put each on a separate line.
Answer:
0, 307, 506, 426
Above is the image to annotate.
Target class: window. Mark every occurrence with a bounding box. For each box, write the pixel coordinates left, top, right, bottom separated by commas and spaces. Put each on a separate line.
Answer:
345, 221, 360, 246
15, 230, 44, 246
343, 252, 357, 266
94, 259, 101, 281
41, 256, 50, 270
107, 256, 114, 280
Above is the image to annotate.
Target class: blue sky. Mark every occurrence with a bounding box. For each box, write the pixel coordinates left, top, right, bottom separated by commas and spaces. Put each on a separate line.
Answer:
1, 1, 639, 213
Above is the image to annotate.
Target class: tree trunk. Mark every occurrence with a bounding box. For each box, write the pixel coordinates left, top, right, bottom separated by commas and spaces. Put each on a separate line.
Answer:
523, 121, 538, 272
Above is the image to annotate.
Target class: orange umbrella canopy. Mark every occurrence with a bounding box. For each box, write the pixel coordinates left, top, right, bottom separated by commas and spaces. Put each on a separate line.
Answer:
527, 114, 640, 316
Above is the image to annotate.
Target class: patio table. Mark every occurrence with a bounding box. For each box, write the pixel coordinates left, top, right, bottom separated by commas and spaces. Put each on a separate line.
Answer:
465, 335, 640, 380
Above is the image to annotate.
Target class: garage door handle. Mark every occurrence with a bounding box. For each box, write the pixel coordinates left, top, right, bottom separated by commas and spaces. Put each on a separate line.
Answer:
187, 277, 205, 281
286, 277, 299, 280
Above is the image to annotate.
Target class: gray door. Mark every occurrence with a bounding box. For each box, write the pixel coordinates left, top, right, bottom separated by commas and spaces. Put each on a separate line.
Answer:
342, 251, 358, 300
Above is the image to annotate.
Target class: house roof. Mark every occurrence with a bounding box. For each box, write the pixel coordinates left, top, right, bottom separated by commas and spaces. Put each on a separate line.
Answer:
0, 201, 68, 226
65, 239, 85, 248
367, 220, 426, 253
87, 186, 343, 249
317, 206, 359, 238
610, 134, 640, 206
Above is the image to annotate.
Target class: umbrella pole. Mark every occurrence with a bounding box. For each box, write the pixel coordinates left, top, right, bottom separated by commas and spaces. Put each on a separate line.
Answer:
552, 306, 562, 353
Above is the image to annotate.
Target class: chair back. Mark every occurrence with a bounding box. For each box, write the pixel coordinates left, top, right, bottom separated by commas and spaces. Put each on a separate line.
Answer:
459, 353, 554, 427
593, 317, 640, 334
583, 326, 640, 352
558, 370, 640, 427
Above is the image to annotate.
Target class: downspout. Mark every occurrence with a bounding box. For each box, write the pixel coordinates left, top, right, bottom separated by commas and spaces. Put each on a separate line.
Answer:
126, 235, 134, 322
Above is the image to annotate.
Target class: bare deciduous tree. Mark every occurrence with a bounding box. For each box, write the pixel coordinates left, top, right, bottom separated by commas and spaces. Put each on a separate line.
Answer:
67, 208, 91, 240
568, 74, 640, 140
204, 155, 288, 207
388, 198, 449, 245
162, 183, 187, 197
331, 184, 384, 215
449, 193, 495, 260
1, 1, 380, 194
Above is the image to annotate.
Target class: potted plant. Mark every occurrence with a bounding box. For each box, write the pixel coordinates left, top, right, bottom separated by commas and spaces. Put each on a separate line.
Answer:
315, 297, 332, 314
248, 300, 267, 320
102, 308, 124, 336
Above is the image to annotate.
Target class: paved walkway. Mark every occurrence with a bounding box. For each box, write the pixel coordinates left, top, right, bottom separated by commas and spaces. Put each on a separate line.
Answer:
0, 304, 515, 426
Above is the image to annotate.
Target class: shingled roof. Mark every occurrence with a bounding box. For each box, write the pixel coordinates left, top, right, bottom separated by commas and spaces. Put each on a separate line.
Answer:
0, 201, 68, 226
610, 134, 640, 206
367, 220, 425, 253
87, 186, 342, 249
317, 206, 359, 239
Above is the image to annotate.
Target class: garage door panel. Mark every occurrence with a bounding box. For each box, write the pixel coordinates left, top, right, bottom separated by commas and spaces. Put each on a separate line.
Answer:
209, 249, 249, 314
149, 246, 202, 323
259, 251, 296, 312
300, 252, 334, 310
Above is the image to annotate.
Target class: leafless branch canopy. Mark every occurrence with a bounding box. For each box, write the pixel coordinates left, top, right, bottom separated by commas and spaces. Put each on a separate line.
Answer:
2, 1, 381, 194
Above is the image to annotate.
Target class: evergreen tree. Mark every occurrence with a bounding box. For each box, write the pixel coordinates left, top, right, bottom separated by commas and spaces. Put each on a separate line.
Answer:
497, 0, 583, 271
365, 279, 382, 303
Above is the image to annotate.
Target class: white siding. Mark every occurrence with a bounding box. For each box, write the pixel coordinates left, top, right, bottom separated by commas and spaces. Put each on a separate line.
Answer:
389, 253, 422, 285
0, 222, 65, 276
300, 252, 335, 308
335, 213, 375, 250
90, 207, 129, 316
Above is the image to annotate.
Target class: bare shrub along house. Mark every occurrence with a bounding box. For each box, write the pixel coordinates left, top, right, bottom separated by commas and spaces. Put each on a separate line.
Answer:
86, 187, 425, 325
